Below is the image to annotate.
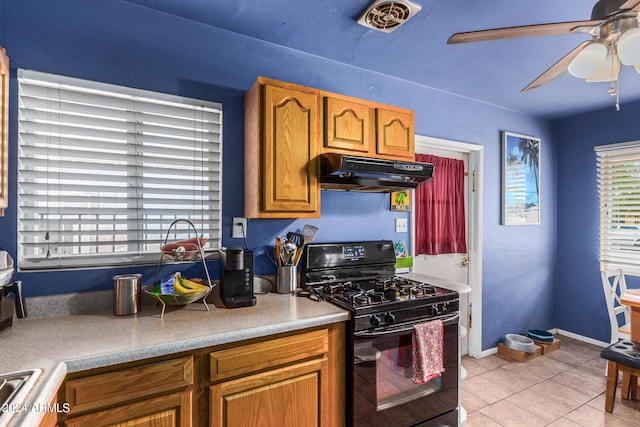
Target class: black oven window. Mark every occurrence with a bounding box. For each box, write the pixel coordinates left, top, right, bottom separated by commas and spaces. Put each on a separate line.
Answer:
355, 335, 442, 412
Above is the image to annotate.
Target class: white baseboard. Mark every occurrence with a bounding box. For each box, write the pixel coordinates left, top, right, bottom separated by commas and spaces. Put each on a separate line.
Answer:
478, 347, 498, 358
469, 328, 609, 359
555, 328, 609, 348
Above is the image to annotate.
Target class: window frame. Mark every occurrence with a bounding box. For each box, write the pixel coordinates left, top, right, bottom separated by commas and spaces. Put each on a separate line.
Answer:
17, 69, 223, 271
595, 141, 640, 275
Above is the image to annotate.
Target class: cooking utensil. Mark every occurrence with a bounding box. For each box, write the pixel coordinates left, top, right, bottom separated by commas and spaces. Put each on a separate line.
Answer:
275, 237, 282, 267
286, 232, 304, 247
293, 248, 303, 266
301, 224, 318, 244
283, 239, 297, 265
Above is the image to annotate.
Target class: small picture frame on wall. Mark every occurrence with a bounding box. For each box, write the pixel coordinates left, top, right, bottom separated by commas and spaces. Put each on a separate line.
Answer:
390, 190, 411, 211
502, 131, 540, 225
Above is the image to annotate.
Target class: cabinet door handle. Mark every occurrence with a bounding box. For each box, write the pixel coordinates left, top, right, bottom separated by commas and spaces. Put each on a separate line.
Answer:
461, 257, 469, 266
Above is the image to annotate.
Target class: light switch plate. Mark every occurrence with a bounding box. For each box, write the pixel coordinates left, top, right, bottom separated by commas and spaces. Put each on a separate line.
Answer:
395, 218, 408, 233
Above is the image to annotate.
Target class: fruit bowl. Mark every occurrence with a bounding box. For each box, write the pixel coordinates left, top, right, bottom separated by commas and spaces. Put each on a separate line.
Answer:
143, 283, 211, 306
160, 237, 207, 262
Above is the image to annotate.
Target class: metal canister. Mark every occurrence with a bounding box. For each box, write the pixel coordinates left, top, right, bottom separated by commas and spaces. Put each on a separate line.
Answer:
113, 274, 142, 316
276, 265, 297, 294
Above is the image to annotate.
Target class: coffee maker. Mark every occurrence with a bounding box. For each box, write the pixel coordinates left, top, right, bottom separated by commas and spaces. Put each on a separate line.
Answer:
219, 248, 256, 308
0, 251, 27, 331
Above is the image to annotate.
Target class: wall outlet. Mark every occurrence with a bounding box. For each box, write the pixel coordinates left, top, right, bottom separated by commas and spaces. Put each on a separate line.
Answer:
232, 217, 247, 239
395, 217, 408, 233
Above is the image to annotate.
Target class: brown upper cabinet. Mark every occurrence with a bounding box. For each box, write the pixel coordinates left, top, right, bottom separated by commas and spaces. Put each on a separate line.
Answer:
245, 77, 320, 219
244, 77, 415, 218
322, 92, 415, 161
375, 107, 415, 160
323, 95, 374, 155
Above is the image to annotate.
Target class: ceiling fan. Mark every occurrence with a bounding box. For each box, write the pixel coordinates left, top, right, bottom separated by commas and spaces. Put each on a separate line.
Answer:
448, 0, 640, 99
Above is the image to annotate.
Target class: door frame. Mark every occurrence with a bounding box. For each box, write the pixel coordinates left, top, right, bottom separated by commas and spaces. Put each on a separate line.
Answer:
412, 135, 484, 358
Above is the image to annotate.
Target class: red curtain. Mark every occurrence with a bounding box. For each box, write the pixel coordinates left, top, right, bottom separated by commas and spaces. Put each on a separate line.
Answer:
415, 153, 467, 255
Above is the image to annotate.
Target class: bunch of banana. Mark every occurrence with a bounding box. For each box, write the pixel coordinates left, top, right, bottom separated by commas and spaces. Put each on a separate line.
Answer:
174, 275, 209, 295
160, 272, 208, 295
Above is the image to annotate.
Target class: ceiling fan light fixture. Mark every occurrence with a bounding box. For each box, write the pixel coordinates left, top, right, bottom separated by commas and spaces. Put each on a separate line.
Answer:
585, 53, 620, 82
568, 42, 608, 78
617, 27, 640, 65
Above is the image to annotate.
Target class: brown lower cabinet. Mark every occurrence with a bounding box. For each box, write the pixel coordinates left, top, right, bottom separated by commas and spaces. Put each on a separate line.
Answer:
55, 323, 344, 427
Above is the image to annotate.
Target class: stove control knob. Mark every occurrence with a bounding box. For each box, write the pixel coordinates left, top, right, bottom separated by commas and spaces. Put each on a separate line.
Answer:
384, 312, 396, 324
369, 315, 381, 327
429, 305, 441, 316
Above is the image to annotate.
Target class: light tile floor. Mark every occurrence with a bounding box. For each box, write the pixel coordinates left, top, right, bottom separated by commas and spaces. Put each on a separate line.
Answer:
462, 337, 640, 426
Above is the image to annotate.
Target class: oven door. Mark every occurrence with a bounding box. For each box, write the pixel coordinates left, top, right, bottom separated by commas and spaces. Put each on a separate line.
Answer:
352, 313, 459, 427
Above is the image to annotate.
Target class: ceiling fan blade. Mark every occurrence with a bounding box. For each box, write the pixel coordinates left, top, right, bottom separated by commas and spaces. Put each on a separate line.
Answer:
521, 41, 591, 92
619, 0, 640, 12
448, 20, 602, 44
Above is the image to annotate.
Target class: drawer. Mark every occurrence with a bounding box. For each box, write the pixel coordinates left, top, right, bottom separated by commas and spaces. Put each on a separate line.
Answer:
209, 329, 328, 382
64, 390, 192, 427
65, 356, 193, 414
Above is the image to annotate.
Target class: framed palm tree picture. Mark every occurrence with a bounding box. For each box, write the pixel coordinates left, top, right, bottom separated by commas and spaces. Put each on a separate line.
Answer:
502, 131, 540, 225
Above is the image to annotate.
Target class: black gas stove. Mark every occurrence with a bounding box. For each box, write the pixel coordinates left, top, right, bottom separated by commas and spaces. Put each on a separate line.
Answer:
300, 240, 461, 426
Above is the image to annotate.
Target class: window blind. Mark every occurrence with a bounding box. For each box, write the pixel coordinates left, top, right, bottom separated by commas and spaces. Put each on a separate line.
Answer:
596, 141, 640, 275
17, 69, 222, 270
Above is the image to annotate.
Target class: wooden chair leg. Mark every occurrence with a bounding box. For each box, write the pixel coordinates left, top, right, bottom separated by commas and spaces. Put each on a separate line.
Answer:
631, 375, 638, 401
622, 372, 631, 400
605, 361, 618, 413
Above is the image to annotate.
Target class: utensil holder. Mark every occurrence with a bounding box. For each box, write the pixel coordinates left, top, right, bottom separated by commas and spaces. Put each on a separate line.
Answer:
277, 266, 297, 294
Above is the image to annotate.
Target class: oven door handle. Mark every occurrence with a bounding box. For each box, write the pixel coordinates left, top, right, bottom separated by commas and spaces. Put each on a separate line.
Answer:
354, 313, 459, 338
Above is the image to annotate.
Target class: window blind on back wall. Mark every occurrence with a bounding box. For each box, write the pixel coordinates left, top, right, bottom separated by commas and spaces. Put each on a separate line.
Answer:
17, 69, 222, 270
595, 141, 640, 275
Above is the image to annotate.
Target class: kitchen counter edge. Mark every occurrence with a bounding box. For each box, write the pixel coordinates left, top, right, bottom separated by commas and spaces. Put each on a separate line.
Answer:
0, 293, 350, 427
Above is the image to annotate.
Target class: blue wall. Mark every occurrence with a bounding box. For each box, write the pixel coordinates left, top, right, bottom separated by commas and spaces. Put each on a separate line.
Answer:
0, 0, 557, 351
554, 103, 640, 344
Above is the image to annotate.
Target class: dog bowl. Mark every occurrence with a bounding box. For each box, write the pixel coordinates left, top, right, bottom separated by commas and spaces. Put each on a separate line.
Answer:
504, 334, 536, 353
527, 329, 554, 343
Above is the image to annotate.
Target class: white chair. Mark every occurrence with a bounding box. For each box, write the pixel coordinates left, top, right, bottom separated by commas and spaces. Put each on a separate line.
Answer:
601, 269, 632, 344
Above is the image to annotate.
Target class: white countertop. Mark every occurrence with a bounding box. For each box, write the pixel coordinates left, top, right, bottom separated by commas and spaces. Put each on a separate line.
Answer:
0, 292, 349, 427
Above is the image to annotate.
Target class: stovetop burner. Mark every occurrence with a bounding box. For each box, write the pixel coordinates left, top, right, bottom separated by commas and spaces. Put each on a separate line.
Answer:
300, 240, 459, 315
311, 275, 453, 310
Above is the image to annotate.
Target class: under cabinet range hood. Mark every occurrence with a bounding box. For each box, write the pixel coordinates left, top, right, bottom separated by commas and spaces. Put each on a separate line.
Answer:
319, 153, 434, 192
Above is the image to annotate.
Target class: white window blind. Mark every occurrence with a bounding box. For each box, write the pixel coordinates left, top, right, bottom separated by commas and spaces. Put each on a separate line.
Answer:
17, 69, 222, 270
596, 141, 640, 275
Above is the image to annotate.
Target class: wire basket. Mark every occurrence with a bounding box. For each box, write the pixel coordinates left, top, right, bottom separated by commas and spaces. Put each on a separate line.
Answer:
143, 283, 211, 318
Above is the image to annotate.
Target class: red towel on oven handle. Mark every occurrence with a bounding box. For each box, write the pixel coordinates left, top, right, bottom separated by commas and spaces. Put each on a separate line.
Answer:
412, 319, 445, 384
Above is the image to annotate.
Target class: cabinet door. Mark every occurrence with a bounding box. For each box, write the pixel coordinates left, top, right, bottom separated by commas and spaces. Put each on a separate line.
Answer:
64, 390, 192, 427
376, 108, 415, 160
323, 96, 374, 154
38, 396, 58, 427
262, 84, 319, 215
210, 358, 328, 427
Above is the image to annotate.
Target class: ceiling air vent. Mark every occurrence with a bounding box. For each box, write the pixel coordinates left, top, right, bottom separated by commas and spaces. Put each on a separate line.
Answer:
356, 0, 422, 33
